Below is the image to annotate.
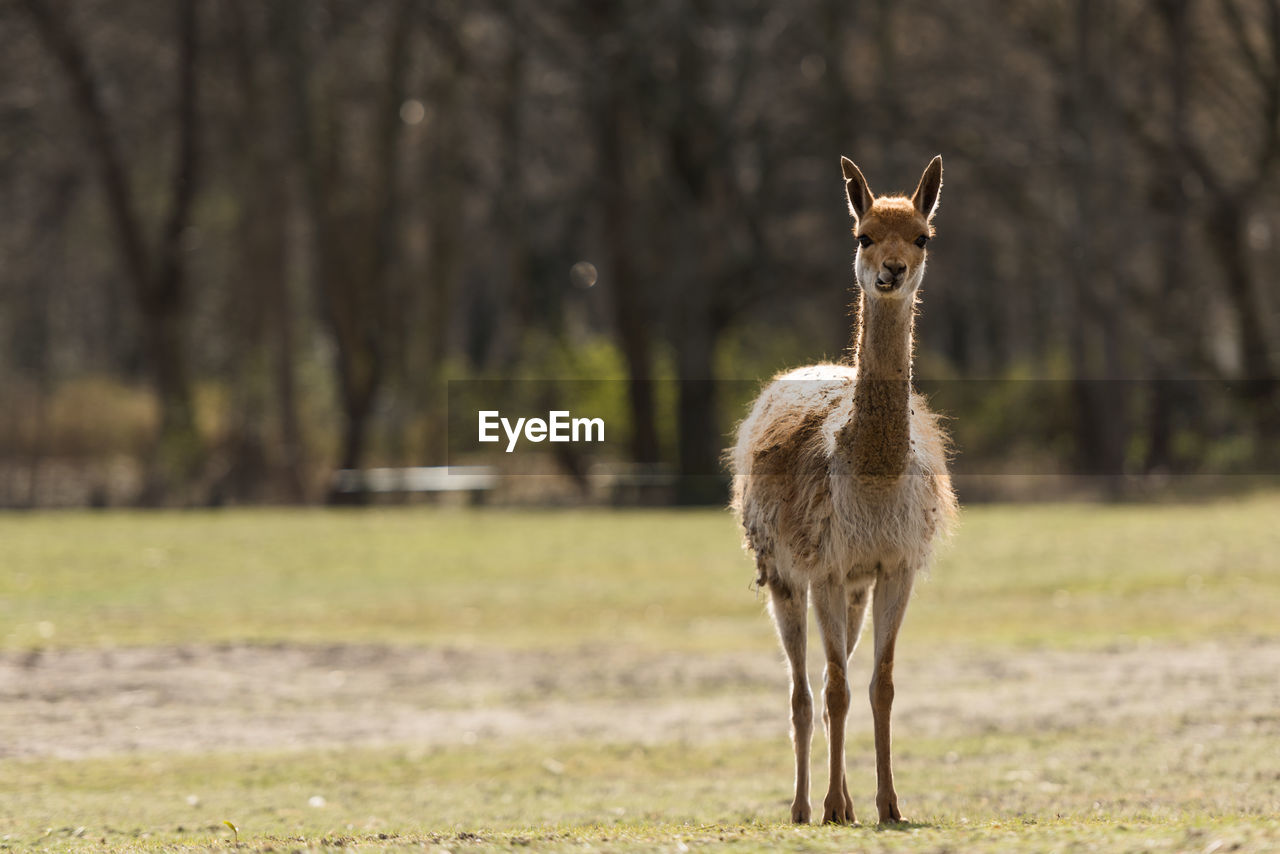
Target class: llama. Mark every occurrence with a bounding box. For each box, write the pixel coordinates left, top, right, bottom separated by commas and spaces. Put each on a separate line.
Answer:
729, 155, 957, 825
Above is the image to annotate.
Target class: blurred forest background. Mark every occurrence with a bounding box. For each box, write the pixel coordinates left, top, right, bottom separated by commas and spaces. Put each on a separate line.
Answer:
0, 0, 1277, 507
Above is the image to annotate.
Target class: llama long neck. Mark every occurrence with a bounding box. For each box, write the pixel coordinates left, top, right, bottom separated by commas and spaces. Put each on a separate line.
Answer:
837, 290, 915, 478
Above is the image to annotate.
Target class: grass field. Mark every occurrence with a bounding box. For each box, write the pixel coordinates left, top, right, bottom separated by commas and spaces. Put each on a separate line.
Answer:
2, 493, 1279, 852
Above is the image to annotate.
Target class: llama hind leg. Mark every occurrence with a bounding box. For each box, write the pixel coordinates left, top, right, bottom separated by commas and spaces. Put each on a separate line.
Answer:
870, 569, 915, 823
812, 578, 854, 824
768, 577, 812, 823
845, 584, 871, 659
837, 583, 871, 816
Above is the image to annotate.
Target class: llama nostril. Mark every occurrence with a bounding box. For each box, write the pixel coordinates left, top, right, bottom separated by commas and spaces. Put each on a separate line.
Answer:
884, 260, 906, 277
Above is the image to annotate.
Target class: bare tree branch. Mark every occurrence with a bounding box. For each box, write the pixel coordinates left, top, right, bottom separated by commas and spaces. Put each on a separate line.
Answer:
153, 0, 199, 306
18, 0, 149, 288
1219, 0, 1269, 87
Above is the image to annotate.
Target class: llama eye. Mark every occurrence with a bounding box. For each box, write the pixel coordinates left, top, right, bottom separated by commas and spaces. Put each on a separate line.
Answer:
857, 235, 873, 248
915, 235, 929, 248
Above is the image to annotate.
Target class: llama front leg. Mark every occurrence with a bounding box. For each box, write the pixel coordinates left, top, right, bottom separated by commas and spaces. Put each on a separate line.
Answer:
870, 570, 915, 823
768, 579, 812, 823
812, 579, 854, 824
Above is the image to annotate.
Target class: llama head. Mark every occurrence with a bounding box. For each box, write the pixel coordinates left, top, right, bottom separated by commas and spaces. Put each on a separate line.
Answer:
841, 155, 942, 300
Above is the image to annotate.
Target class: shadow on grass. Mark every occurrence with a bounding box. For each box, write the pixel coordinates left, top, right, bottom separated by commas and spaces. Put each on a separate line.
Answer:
792, 819, 936, 832
870, 819, 934, 832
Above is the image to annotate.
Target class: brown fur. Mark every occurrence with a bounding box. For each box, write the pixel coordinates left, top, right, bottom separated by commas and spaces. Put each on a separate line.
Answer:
837, 290, 914, 480
729, 156, 957, 825
748, 408, 829, 575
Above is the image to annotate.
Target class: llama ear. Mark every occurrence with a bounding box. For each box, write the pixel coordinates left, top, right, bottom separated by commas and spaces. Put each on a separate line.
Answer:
912, 155, 943, 218
841, 156, 874, 220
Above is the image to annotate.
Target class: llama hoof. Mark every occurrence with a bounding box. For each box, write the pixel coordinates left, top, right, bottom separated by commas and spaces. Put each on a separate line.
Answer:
822, 793, 855, 824
876, 795, 904, 824
790, 801, 811, 824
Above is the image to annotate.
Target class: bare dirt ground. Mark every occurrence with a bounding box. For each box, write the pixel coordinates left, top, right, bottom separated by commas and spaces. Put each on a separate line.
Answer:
2, 639, 1278, 760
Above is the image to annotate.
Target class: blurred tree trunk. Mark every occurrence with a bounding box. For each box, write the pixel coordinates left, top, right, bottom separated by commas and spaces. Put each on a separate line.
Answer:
587, 0, 661, 467
14, 174, 77, 506
1209, 0, 1280, 400
410, 3, 467, 466
141, 0, 203, 503
286, 0, 415, 502
489, 16, 530, 371
422, 53, 463, 377
1066, 0, 1129, 494
652, 0, 768, 504
1204, 201, 1275, 388
873, 0, 904, 180
668, 0, 725, 504
819, 0, 868, 357
1145, 0, 1192, 473
1142, 0, 1280, 458
674, 288, 723, 504
20, 0, 204, 504
223, 0, 306, 502
1203, 198, 1280, 455
1144, 0, 1206, 474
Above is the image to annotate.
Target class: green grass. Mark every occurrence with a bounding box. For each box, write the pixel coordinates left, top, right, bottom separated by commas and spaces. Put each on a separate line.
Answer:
2, 495, 1279, 851
3, 494, 1279, 651
4, 728, 1278, 851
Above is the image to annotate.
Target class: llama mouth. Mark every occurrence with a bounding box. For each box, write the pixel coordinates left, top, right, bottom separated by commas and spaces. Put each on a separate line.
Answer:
875, 279, 900, 292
